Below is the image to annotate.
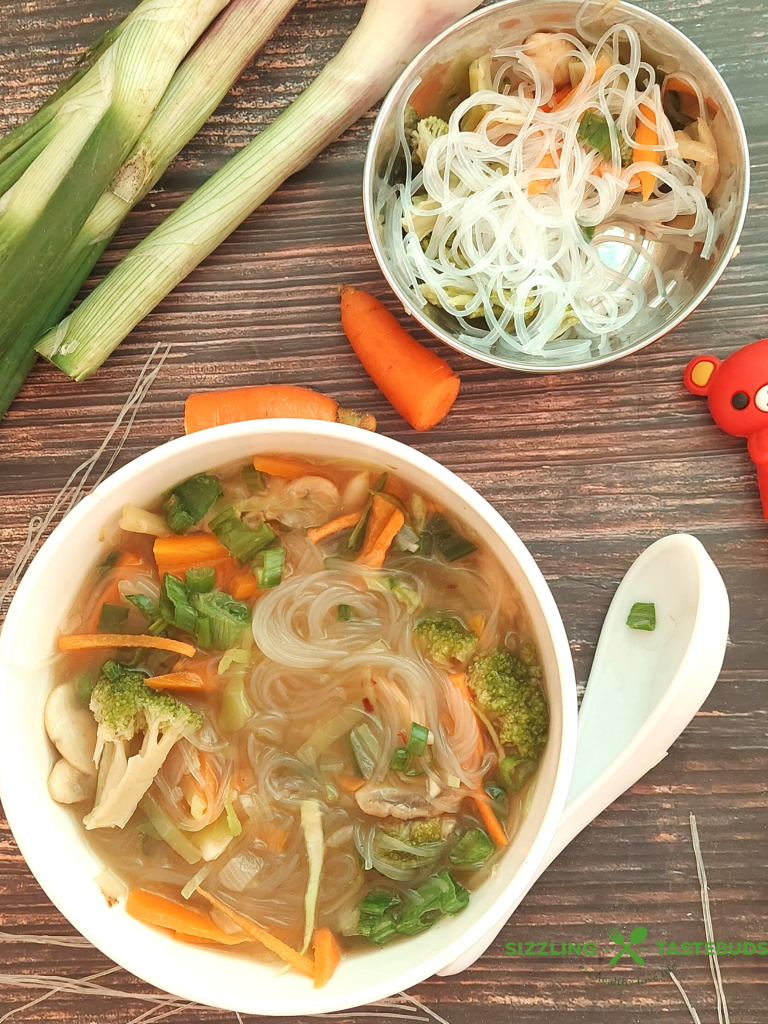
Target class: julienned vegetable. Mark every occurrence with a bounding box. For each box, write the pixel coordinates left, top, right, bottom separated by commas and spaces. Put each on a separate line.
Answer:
340, 286, 460, 431
184, 384, 376, 434
627, 601, 656, 631
35, 0, 483, 382
0, 0, 301, 418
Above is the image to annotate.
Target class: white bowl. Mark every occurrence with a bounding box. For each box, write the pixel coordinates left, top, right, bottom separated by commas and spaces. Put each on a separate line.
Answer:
0, 421, 577, 1015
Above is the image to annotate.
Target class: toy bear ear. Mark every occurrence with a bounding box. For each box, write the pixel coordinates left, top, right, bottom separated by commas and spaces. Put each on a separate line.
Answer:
684, 355, 721, 396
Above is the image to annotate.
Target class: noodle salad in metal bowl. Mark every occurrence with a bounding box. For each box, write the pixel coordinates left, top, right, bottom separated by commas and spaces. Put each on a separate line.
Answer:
377, 2, 735, 361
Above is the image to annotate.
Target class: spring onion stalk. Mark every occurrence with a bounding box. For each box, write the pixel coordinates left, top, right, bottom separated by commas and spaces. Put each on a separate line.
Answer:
0, 0, 229, 415
0, 0, 298, 419
37, 0, 482, 381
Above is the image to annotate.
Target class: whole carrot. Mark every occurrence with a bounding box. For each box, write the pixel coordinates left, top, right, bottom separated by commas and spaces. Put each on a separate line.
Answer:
339, 286, 460, 431
184, 383, 376, 434
633, 103, 661, 202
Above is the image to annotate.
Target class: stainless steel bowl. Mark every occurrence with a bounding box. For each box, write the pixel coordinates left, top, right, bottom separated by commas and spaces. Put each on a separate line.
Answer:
363, 0, 750, 372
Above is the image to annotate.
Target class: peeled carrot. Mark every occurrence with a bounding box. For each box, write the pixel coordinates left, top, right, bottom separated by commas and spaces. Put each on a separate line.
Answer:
184, 384, 376, 434
252, 455, 317, 480
59, 633, 196, 658
145, 671, 206, 693
634, 103, 661, 202
528, 151, 559, 196
474, 793, 509, 848
336, 774, 365, 794
356, 494, 395, 563
259, 821, 289, 853
339, 286, 460, 432
153, 534, 233, 580
449, 671, 473, 704
307, 511, 362, 545
358, 509, 405, 569
313, 928, 341, 989
664, 75, 719, 119
172, 655, 221, 694
115, 551, 146, 568
231, 573, 259, 600
197, 889, 315, 977
126, 889, 247, 946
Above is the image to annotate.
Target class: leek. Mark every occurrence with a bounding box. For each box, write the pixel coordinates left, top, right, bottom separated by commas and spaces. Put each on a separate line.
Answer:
37, 0, 482, 381
0, 0, 299, 417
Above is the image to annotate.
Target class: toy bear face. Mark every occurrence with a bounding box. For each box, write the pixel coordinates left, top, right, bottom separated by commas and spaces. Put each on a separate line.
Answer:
684, 338, 768, 440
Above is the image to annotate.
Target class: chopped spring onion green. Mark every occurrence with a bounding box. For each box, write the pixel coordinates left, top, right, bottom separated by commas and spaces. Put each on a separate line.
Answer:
185, 566, 216, 595
626, 601, 656, 631
577, 109, 613, 161
255, 546, 285, 589
419, 514, 477, 562
241, 464, 267, 493
449, 828, 495, 867
360, 890, 402, 917
350, 722, 380, 778
389, 747, 409, 772
163, 473, 222, 534
75, 670, 98, 705
357, 871, 469, 944
357, 911, 399, 945
159, 574, 198, 635
125, 593, 166, 636
97, 602, 128, 632
337, 603, 353, 621
405, 722, 429, 757
348, 473, 387, 551
500, 755, 538, 793
192, 590, 250, 650
209, 506, 276, 564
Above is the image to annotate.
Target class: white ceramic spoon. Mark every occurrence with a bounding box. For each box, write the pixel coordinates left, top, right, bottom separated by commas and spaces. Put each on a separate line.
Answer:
438, 533, 730, 976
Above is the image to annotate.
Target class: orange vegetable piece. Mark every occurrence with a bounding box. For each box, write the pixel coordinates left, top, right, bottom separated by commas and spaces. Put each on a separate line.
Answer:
306, 511, 362, 545
231, 573, 259, 600
336, 774, 365, 794
356, 494, 395, 563
339, 286, 460, 432
59, 633, 196, 658
259, 821, 288, 853
252, 455, 317, 480
528, 151, 559, 196
357, 509, 405, 570
664, 75, 719, 119
145, 671, 206, 693
473, 793, 508, 847
633, 103, 660, 202
184, 383, 375, 434
313, 927, 341, 989
197, 889, 315, 977
153, 534, 233, 580
125, 889, 247, 945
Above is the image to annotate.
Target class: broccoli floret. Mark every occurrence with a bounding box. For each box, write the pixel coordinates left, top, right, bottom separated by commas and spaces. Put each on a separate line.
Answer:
467, 646, 548, 760
84, 661, 202, 831
414, 614, 478, 667
375, 817, 454, 870
408, 115, 449, 166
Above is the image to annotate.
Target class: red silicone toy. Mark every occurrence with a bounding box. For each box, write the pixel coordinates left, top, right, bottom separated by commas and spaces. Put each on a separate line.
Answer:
685, 338, 768, 517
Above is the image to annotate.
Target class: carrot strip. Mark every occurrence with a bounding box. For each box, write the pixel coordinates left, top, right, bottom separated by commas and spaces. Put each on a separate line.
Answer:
197, 889, 314, 977
153, 534, 233, 580
449, 671, 473, 704
125, 889, 247, 946
336, 773, 365, 794
145, 671, 205, 693
357, 494, 395, 562
231, 573, 259, 601
307, 511, 362, 545
252, 455, 316, 480
634, 103, 660, 202
357, 509, 405, 570
115, 551, 146, 568
528, 151, 559, 196
552, 54, 611, 112
260, 821, 289, 853
313, 927, 341, 989
339, 286, 460, 432
59, 633, 196, 658
184, 384, 376, 435
171, 655, 221, 694
664, 75, 719, 118
474, 794, 509, 847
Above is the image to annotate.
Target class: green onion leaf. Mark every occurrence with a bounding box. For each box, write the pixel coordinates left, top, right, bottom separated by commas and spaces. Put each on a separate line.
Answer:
626, 601, 656, 631
125, 593, 166, 636
350, 722, 379, 779
95, 550, 119, 580
357, 912, 399, 945
337, 604, 353, 621
255, 546, 285, 590
396, 871, 469, 935
577, 109, 613, 160
97, 602, 128, 632
389, 747, 409, 772
209, 506, 276, 565
359, 890, 402, 918
163, 473, 222, 535
449, 828, 495, 867
76, 671, 98, 705
500, 755, 538, 793
192, 589, 251, 651
420, 514, 477, 562
185, 566, 216, 595
159, 574, 198, 635
241, 464, 267, 494
405, 722, 429, 757
347, 473, 387, 552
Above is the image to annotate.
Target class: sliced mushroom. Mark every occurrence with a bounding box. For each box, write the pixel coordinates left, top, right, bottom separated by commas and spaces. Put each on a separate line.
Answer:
523, 32, 573, 89
44, 681, 97, 775
48, 758, 97, 805
278, 476, 341, 529
355, 780, 465, 820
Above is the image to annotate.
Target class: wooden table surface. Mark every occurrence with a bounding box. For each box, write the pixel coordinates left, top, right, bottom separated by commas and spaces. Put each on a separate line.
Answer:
1, 0, 767, 1021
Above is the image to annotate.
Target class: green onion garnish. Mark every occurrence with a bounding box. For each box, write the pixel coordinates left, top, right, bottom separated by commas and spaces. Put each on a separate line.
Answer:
209, 506, 276, 564
163, 473, 222, 535
159, 574, 198, 635
95, 551, 119, 580
626, 602, 656, 631
359, 890, 402, 918
255, 546, 285, 589
405, 722, 429, 757
192, 590, 251, 651
337, 604, 353, 621
185, 566, 216, 595
449, 828, 495, 867
240, 464, 267, 494
389, 747, 409, 772
97, 602, 128, 632
125, 593, 166, 636
420, 514, 477, 562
